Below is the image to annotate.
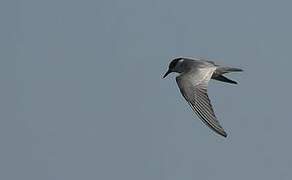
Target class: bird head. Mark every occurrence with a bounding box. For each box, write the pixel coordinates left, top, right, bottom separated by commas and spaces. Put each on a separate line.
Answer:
163, 57, 184, 78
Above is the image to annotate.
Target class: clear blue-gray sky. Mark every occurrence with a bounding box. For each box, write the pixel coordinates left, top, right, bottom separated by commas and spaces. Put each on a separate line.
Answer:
3, 0, 292, 179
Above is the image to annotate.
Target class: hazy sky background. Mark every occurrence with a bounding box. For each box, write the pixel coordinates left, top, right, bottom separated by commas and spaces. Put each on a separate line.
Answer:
3, 0, 292, 179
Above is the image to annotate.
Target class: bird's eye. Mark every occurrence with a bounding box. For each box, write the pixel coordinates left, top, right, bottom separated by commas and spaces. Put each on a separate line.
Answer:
170, 58, 182, 69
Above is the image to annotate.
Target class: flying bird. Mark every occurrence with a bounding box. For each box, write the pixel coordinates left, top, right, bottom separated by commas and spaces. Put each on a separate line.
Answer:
163, 57, 243, 137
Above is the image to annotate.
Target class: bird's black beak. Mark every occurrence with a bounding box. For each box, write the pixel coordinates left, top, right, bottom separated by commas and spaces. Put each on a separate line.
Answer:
163, 69, 171, 78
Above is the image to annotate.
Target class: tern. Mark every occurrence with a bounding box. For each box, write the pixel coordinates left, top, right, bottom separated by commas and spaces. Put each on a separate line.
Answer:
163, 57, 243, 137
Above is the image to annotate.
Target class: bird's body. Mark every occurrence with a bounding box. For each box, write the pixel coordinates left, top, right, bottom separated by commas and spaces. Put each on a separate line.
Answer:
163, 57, 243, 137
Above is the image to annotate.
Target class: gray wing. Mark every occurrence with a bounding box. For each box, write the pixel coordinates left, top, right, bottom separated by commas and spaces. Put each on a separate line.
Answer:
176, 68, 227, 137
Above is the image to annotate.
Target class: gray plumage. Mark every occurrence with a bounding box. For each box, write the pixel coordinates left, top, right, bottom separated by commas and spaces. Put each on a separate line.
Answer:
163, 57, 243, 137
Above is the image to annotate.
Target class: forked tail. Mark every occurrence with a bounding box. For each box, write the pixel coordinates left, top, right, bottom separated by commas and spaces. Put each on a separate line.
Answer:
212, 66, 243, 84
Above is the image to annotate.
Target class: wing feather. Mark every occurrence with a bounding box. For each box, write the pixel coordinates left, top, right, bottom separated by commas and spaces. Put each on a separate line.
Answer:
176, 68, 227, 137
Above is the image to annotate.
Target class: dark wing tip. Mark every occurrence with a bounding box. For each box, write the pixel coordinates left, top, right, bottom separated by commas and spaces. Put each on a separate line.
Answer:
220, 131, 228, 138
203, 117, 228, 138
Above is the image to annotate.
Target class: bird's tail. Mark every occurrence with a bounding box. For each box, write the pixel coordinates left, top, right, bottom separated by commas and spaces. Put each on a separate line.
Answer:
212, 75, 238, 84
212, 66, 243, 84
215, 67, 243, 74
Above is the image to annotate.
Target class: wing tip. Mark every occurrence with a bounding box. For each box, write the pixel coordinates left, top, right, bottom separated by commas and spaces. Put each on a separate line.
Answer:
219, 131, 228, 138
